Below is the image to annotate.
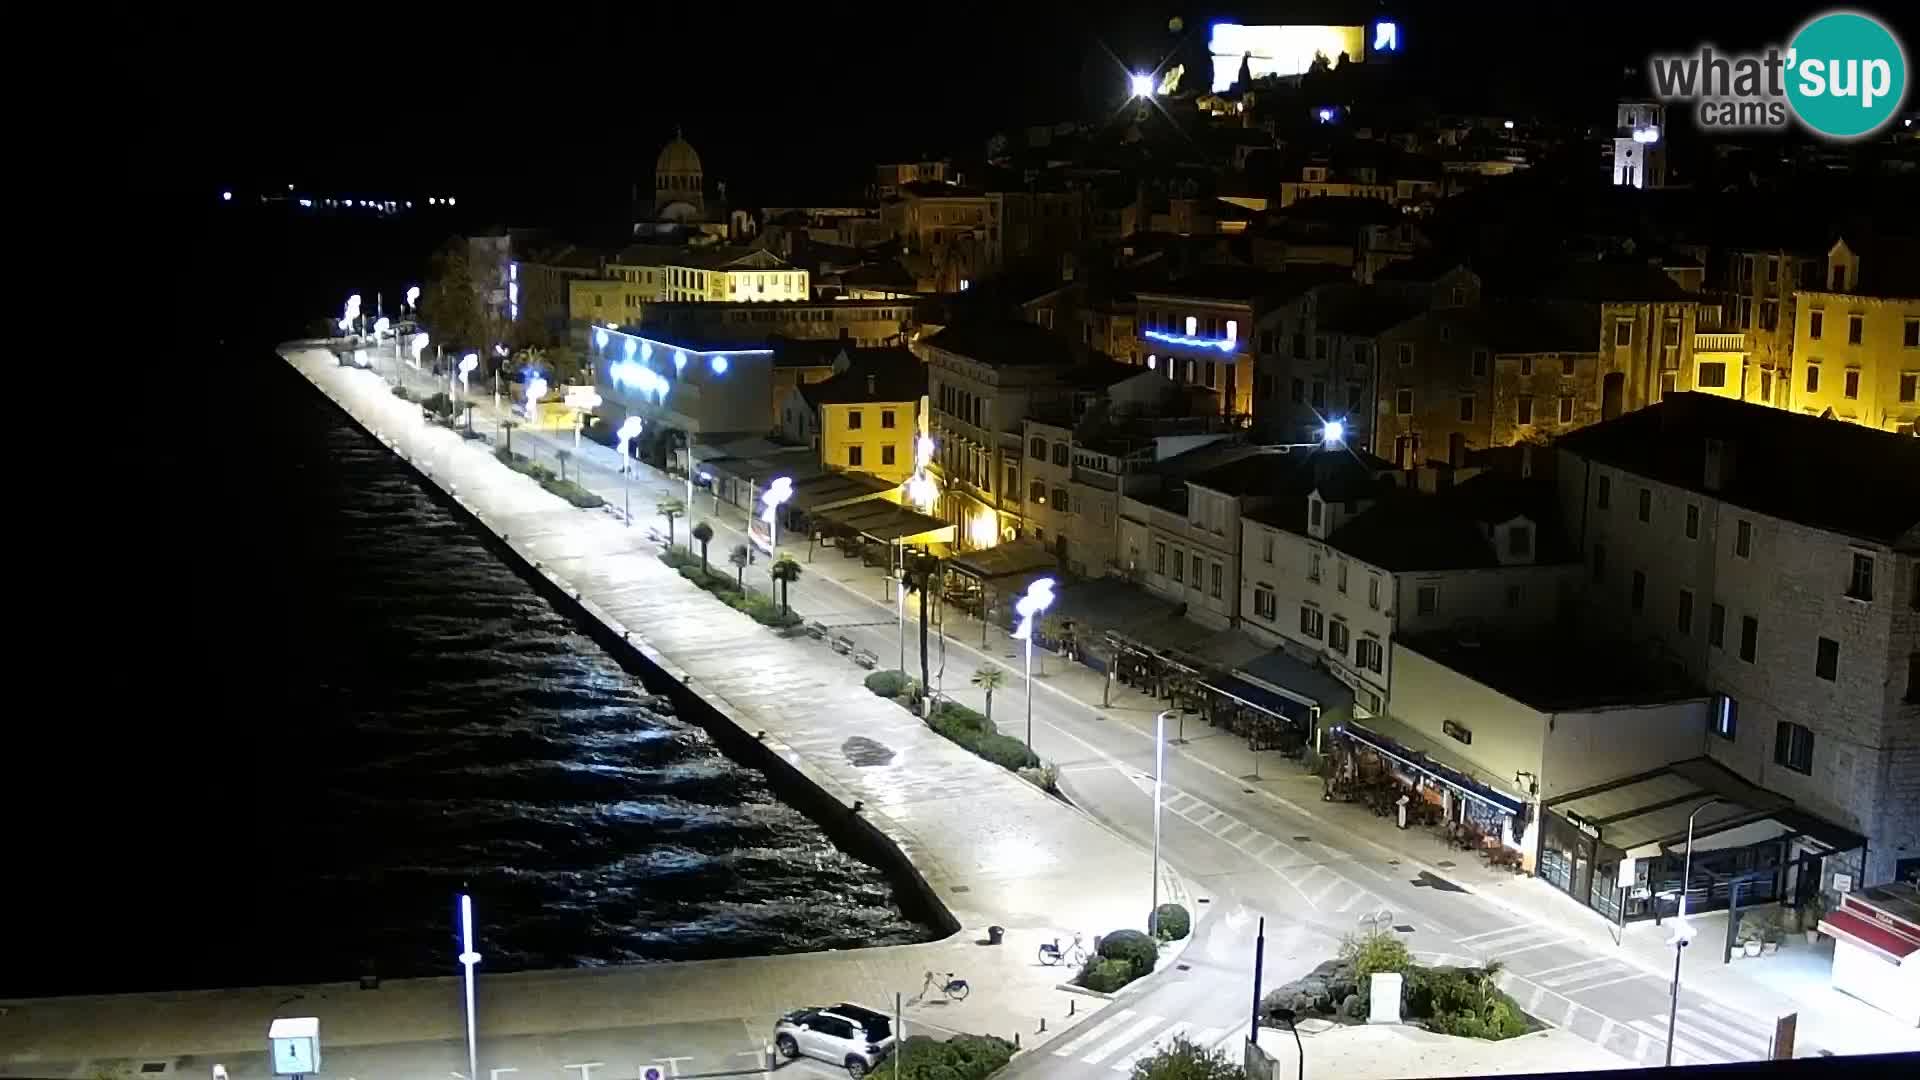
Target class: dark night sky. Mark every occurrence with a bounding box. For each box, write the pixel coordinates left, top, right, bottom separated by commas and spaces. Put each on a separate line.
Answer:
143, 1, 1905, 223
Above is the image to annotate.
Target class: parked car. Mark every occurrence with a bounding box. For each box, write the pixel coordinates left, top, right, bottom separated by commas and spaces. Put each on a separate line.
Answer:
773, 1003, 895, 1077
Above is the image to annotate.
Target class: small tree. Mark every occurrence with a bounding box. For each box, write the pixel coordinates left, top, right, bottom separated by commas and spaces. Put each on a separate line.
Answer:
769, 555, 803, 615
728, 543, 751, 588
656, 496, 685, 549
972, 666, 1007, 723
1128, 1034, 1246, 1080
555, 448, 572, 484
691, 521, 715, 577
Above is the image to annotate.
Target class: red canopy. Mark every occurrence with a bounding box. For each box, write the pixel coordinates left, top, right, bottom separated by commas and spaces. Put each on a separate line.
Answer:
1820, 910, 1918, 962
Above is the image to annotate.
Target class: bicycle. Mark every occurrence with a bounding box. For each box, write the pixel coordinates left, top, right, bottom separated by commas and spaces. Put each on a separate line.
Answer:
1358, 908, 1394, 935
1037, 932, 1087, 968
915, 970, 970, 1002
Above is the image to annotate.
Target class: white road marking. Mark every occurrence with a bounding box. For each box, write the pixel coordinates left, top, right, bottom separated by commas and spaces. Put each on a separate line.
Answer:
1108, 1021, 1193, 1073
1456, 923, 1532, 944
1239, 835, 1279, 859
1309, 877, 1349, 906
1679, 1009, 1771, 1056
1628, 1017, 1725, 1065
1497, 937, 1575, 958
1560, 971, 1652, 994
1053, 1009, 1137, 1058
1524, 956, 1614, 981
1083, 1013, 1169, 1065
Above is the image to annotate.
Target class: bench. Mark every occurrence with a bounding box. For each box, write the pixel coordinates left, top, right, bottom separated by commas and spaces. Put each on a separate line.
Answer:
806, 622, 829, 640
852, 649, 879, 670
830, 635, 854, 655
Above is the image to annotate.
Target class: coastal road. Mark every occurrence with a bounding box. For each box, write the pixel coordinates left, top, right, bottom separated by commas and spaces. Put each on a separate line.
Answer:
387, 360, 1807, 1072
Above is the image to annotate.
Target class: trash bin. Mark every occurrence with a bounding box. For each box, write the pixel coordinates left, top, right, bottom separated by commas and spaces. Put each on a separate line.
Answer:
988, 925, 1005, 945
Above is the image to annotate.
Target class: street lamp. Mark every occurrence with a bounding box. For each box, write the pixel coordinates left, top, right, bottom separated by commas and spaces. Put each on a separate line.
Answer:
456, 892, 481, 1080
525, 375, 548, 429
1151, 708, 1168, 936
458, 352, 478, 398
457, 351, 476, 400
761, 476, 793, 549
1665, 797, 1723, 1066
405, 285, 420, 317
409, 331, 429, 370
1130, 71, 1155, 98
902, 434, 938, 512
1011, 577, 1056, 748
1270, 1007, 1304, 1080
618, 416, 644, 525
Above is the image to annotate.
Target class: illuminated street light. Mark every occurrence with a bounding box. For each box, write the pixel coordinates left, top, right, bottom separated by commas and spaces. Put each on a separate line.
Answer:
903, 434, 939, 511
222, 190, 232, 201
1322, 419, 1345, 446
373, 316, 390, 340
456, 893, 481, 1080
618, 416, 644, 524
1129, 72, 1155, 98
1665, 798, 1723, 1066
525, 375, 548, 428
410, 332, 429, 369
1012, 577, 1057, 748
405, 285, 420, 314
761, 476, 794, 549
458, 353, 478, 403
1151, 709, 1169, 936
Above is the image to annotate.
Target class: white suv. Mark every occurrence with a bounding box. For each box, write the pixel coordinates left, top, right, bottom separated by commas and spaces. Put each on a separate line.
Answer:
773, 1003, 895, 1077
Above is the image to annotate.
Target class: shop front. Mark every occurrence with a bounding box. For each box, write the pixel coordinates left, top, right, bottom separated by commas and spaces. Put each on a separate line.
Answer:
1818, 880, 1920, 1026
1326, 717, 1531, 872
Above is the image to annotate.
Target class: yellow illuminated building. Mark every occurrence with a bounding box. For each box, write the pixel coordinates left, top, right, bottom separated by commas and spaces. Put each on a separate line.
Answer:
1791, 239, 1920, 435
795, 350, 929, 485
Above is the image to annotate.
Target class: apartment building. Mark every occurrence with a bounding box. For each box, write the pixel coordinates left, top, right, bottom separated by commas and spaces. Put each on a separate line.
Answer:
1240, 470, 1578, 714
1139, 267, 1342, 422
1556, 393, 1920, 885
1791, 237, 1920, 435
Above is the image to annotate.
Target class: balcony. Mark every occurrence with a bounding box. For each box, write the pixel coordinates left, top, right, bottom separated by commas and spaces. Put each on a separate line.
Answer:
1695, 333, 1746, 353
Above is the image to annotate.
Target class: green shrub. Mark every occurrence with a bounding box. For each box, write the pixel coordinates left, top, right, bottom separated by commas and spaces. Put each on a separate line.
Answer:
1153, 903, 1192, 941
887, 1033, 1015, 1080
1404, 965, 1529, 1040
1098, 929, 1159, 979
391, 385, 412, 401
1017, 763, 1059, 794
931, 700, 993, 735
866, 670, 911, 697
1076, 956, 1135, 993
1340, 929, 1411, 999
541, 479, 604, 508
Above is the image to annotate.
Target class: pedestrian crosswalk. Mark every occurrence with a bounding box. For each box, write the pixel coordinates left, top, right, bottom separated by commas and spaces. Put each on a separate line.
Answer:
1138, 779, 1390, 917
1051, 1008, 1228, 1072
1622, 1003, 1778, 1066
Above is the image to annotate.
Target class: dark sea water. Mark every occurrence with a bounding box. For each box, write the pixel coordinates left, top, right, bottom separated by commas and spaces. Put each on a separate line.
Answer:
0, 209, 930, 997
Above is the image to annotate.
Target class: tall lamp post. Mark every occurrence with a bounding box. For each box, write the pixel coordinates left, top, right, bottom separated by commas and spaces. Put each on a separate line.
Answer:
1665, 797, 1723, 1066
410, 332, 429, 371
1011, 577, 1056, 748
617, 416, 644, 525
761, 476, 793, 550
456, 893, 481, 1080
1150, 708, 1168, 934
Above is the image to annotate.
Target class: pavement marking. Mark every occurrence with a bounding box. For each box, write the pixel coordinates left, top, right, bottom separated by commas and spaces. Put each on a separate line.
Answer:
1595, 1017, 1617, 1047
1679, 1008, 1771, 1055
1214, 822, 1246, 843
1084, 1013, 1169, 1065
1108, 1021, 1194, 1073
1560, 971, 1653, 994
1291, 863, 1326, 887
1239, 835, 1280, 860
1494, 936, 1575, 958
1308, 877, 1348, 907
1523, 956, 1614, 981
1629, 1017, 1725, 1065
1053, 1009, 1139, 1058
1456, 923, 1532, 944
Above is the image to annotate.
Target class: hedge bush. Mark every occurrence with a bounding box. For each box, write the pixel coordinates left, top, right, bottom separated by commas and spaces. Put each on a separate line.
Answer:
1076, 956, 1135, 993
927, 704, 1038, 770
657, 552, 799, 629
492, 448, 605, 509
887, 1034, 1015, 1080
391, 385, 413, 401
1404, 964, 1529, 1040
1098, 928, 1159, 979
1153, 902, 1192, 941
865, 670, 911, 697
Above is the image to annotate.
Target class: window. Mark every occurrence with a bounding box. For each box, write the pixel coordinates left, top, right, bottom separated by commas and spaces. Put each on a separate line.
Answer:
1395, 388, 1413, 415
1847, 314, 1863, 345
848, 410, 863, 430
1597, 475, 1611, 509
1053, 444, 1069, 467
1171, 548, 1184, 582
1030, 436, 1046, 458
1210, 562, 1223, 599
1713, 695, 1738, 740
1844, 369, 1860, 399
1472, 349, 1489, 376
848, 445, 863, 467
1832, 264, 1847, 290
1416, 584, 1438, 616
1735, 520, 1752, 558
1398, 343, 1414, 366
1709, 602, 1726, 648
1308, 552, 1322, 583
880, 410, 895, 429
1309, 499, 1323, 530
1559, 395, 1575, 423
1006, 465, 1018, 494
1697, 361, 1727, 387
1443, 719, 1472, 746
1367, 576, 1380, 610
1814, 636, 1839, 681
1685, 504, 1700, 540
1329, 620, 1350, 654
1520, 356, 1535, 376
1315, 337, 1328, 360
1678, 589, 1694, 635
1311, 381, 1326, 409
1262, 533, 1275, 564
1614, 320, 1634, 347
1739, 615, 1758, 663
1505, 583, 1523, 610
1638, 488, 1652, 523
1592, 543, 1607, 583
1562, 355, 1576, 376
1905, 318, 1919, 347
1760, 301, 1777, 332
1336, 560, 1349, 593
1806, 365, 1821, 394
1847, 553, 1874, 601
1809, 311, 1824, 340
1459, 395, 1475, 422
1508, 525, 1531, 557
1291, 378, 1305, 403
1299, 606, 1325, 640
1154, 541, 1167, 575
1902, 373, 1919, 403
1192, 553, 1202, 585
1051, 486, 1068, 511
1631, 569, 1646, 612
1357, 638, 1383, 673
1774, 722, 1814, 774
1253, 586, 1276, 620
1516, 395, 1534, 425
1028, 480, 1045, 503
881, 444, 896, 466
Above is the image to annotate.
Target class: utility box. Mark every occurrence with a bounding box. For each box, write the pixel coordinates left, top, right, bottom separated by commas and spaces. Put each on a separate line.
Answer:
1368, 972, 1403, 1024
268, 1017, 321, 1075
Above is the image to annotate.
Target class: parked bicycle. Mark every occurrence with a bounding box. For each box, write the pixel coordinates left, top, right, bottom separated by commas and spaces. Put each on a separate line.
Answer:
915, 970, 970, 1002
1358, 908, 1395, 935
1037, 932, 1087, 967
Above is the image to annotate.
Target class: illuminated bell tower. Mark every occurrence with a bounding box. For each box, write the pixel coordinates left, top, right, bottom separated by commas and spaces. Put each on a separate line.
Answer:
1613, 101, 1667, 189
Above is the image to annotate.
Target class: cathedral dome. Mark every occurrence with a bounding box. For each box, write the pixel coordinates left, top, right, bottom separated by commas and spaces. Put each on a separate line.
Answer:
656, 134, 702, 178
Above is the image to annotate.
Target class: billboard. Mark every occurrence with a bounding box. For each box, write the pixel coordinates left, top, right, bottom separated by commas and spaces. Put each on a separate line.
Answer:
1209, 23, 1366, 91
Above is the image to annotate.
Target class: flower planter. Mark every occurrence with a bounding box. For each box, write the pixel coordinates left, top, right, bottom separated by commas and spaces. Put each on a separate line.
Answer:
1743, 941, 1763, 958
1804, 930, 1820, 945
1762, 942, 1778, 957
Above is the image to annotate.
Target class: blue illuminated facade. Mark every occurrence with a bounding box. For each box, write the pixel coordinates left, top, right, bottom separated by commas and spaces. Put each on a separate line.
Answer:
591, 325, 774, 438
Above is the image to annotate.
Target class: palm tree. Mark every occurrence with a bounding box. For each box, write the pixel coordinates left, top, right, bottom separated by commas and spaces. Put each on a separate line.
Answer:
971, 666, 1006, 724
515, 346, 547, 379
555, 448, 572, 484
728, 543, 751, 588
691, 521, 715, 577
657, 496, 685, 548
903, 551, 941, 692
769, 555, 803, 615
